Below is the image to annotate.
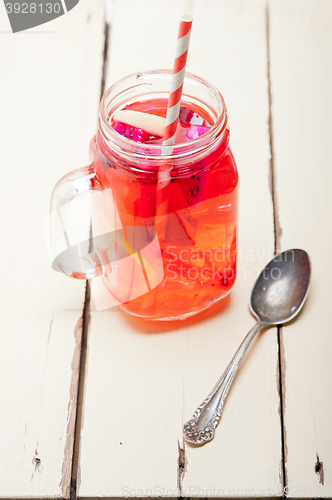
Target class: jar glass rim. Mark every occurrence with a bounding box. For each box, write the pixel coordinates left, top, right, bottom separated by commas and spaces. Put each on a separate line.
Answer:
99, 69, 228, 161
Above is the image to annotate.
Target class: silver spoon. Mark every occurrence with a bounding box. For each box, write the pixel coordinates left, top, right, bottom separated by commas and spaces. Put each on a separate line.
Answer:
183, 248, 311, 445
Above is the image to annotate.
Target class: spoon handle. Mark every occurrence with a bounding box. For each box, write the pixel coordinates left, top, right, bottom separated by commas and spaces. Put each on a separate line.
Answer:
183, 321, 265, 445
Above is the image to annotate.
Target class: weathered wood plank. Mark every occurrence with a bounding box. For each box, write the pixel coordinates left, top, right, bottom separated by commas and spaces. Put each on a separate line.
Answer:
269, 0, 332, 496
78, 0, 281, 497
0, 1, 105, 497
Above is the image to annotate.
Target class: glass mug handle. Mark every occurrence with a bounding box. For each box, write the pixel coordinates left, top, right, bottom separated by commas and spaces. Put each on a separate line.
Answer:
48, 163, 103, 280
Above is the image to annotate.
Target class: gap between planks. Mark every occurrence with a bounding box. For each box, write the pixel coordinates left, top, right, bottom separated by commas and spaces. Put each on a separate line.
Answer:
266, 1, 287, 497
70, 18, 110, 500
70, 282, 91, 500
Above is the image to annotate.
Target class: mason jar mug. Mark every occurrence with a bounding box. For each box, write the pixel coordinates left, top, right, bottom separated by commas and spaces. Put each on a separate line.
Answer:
48, 70, 239, 320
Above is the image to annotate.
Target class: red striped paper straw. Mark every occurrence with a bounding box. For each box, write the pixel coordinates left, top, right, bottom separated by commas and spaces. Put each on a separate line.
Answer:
163, 15, 193, 146
140, 15, 193, 314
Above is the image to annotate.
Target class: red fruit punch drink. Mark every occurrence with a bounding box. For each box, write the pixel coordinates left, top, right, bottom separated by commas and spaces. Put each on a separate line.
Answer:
92, 70, 238, 320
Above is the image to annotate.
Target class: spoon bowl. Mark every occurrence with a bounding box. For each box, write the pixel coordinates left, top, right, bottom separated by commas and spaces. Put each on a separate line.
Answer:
250, 249, 311, 324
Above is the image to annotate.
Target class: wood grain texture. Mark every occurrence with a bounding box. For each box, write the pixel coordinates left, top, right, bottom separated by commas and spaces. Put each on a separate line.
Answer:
78, 0, 281, 498
269, 0, 332, 496
0, 1, 104, 497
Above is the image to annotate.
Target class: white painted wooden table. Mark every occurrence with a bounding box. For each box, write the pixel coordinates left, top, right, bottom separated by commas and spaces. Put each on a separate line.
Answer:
0, 0, 331, 498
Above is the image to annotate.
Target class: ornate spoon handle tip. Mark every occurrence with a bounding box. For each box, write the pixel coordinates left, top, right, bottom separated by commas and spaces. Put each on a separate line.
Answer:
183, 322, 264, 445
